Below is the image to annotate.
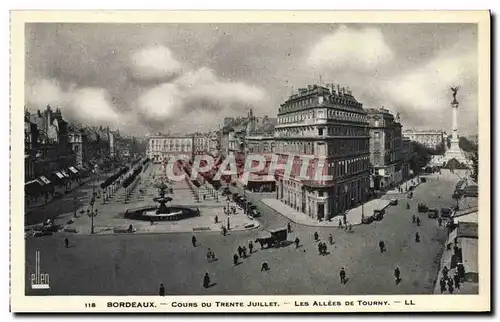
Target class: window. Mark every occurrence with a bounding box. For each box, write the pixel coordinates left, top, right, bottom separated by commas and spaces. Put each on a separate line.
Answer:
319, 191, 324, 197
318, 128, 324, 136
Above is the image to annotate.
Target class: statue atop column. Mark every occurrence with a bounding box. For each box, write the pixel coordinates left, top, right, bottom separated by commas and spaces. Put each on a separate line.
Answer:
450, 86, 460, 105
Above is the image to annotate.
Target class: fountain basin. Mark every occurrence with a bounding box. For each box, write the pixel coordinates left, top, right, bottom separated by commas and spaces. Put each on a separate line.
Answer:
124, 205, 200, 221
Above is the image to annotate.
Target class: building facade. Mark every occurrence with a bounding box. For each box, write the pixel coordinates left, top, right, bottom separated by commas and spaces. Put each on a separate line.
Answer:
274, 84, 371, 221
147, 135, 193, 163
403, 129, 445, 150
367, 108, 403, 190
401, 137, 412, 180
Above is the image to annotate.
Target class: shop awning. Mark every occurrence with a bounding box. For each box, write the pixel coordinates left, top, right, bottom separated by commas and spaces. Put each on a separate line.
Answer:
39, 176, 51, 185
69, 166, 79, 174
446, 228, 458, 247
459, 237, 478, 274
25, 178, 44, 187
54, 172, 65, 179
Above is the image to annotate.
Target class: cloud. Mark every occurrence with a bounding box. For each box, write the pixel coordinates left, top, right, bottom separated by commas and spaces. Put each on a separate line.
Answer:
129, 45, 183, 82
307, 25, 394, 70
135, 67, 268, 131
25, 78, 65, 107
25, 78, 127, 129
379, 48, 477, 130
66, 88, 124, 127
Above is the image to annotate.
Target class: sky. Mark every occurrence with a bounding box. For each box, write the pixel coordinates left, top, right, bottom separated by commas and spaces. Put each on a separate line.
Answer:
25, 23, 478, 136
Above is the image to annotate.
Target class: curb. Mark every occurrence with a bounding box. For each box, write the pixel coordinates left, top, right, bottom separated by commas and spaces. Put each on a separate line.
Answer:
260, 200, 392, 228
64, 221, 262, 237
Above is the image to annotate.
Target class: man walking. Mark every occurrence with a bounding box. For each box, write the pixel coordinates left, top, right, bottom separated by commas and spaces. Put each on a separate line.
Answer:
339, 268, 347, 284
248, 241, 254, 254
440, 277, 447, 293
192, 235, 197, 247
64, 237, 69, 248
295, 237, 300, 248
394, 267, 401, 284
379, 240, 385, 253
203, 273, 210, 288
453, 271, 461, 289
438, 217, 443, 227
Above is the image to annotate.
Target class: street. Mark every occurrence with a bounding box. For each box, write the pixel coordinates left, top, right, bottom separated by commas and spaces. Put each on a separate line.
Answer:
25, 174, 455, 295
25, 174, 108, 226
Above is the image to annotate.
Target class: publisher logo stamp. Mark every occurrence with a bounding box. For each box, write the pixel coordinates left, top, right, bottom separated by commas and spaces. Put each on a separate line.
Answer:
30, 250, 50, 289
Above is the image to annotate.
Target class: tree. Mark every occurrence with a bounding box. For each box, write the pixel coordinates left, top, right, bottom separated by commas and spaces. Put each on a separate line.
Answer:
470, 150, 478, 183
459, 137, 478, 153
409, 141, 432, 174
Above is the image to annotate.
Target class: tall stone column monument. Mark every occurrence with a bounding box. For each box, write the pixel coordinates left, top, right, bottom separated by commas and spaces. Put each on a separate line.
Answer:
443, 86, 469, 165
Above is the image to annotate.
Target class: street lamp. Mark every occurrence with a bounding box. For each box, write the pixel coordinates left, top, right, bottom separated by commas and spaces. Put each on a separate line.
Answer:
88, 199, 97, 234
73, 197, 78, 218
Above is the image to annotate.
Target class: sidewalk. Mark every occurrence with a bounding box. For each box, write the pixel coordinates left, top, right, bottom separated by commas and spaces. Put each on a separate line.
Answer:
62, 164, 259, 235
261, 198, 391, 226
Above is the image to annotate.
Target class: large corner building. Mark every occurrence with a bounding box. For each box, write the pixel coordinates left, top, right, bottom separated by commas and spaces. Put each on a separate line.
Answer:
274, 84, 370, 220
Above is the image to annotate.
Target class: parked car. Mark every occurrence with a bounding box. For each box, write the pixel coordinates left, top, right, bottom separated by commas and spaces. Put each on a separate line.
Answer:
362, 216, 373, 224
373, 209, 385, 221
389, 199, 398, 206
428, 209, 439, 219
441, 207, 452, 217
418, 203, 428, 213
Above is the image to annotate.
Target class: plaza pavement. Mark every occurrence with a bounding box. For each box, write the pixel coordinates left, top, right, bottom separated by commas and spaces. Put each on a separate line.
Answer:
61, 164, 258, 235
261, 198, 391, 226
26, 173, 460, 295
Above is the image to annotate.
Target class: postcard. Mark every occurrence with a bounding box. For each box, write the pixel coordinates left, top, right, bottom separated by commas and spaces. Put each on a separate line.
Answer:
10, 10, 491, 313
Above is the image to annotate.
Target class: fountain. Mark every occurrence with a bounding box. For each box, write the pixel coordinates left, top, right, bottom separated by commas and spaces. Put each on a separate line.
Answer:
152, 181, 173, 214
123, 179, 199, 221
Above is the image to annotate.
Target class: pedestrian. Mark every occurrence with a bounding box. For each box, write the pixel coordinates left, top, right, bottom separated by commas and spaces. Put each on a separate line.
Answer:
416, 217, 421, 226
207, 248, 212, 262
348, 224, 353, 232
453, 272, 460, 289
415, 232, 420, 243
394, 267, 401, 283
203, 194, 206, 201
221, 226, 227, 236
339, 268, 346, 284
314, 231, 319, 241
249, 241, 254, 253
159, 283, 165, 296
215, 215, 218, 224
379, 240, 385, 253
438, 217, 442, 227
233, 253, 239, 266
343, 213, 347, 226
192, 235, 197, 247
295, 237, 300, 248
328, 234, 334, 245
442, 266, 449, 279
203, 273, 210, 288
287, 222, 292, 233
318, 243, 323, 255
447, 278, 454, 294
211, 252, 216, 261
64, 237, 69, 248
323, 243, 328, 255
242, 246, 248, 258
338, 219, 343, 229
440, 277, 447, 293
261, 262, 269, 271
412, 215, 416, 223
237, 246, 243, 258
150, 218, 154, 226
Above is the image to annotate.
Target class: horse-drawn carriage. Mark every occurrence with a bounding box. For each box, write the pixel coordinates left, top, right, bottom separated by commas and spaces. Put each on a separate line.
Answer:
255, 227, 288, 249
